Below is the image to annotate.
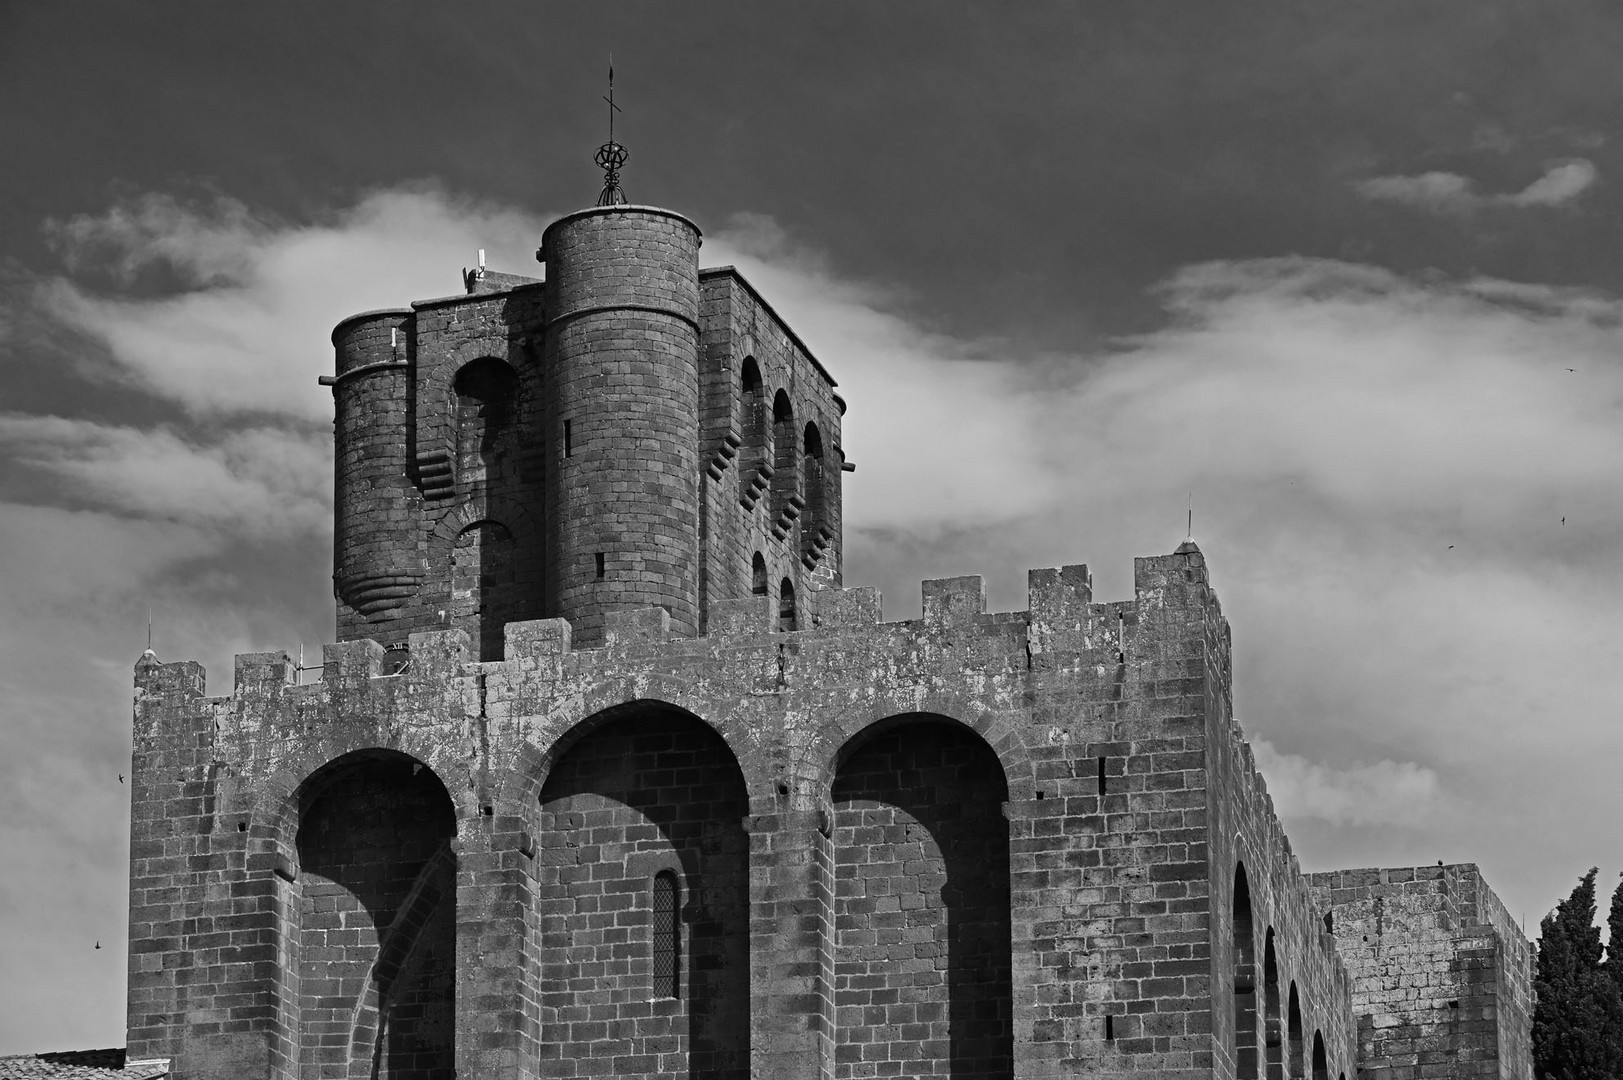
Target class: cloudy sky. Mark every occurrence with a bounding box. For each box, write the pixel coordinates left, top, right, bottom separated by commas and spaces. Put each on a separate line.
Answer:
4, 0, 1623, 1053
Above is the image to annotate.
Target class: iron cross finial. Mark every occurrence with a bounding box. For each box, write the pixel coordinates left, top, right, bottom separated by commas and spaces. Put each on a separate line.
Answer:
595, 58, 628, 206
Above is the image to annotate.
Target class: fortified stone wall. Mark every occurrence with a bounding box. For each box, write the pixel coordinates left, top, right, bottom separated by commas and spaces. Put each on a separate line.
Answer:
1308, 866, 1533, 1080
127, 547, 1277, 1080
1209, 714, 1357, 1080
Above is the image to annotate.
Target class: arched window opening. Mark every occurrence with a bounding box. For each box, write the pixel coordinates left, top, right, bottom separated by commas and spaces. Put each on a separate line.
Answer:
1287, 983, 1305, 1080
1264, 930, 1283, 1080
770, 390, 800, 520
751, 552, 768, 596
778, 577, 797, 632
652, 870, 680, 999
1312, 1032, 1328, 1080
802, 421, 825, 552
740, 358, 765, 456
1234, 865, 1258, 1080
451, 521, 515, 662
453, 358, 519, 487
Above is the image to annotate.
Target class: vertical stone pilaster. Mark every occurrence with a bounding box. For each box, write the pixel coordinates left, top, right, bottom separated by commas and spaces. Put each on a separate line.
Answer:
749, 809, 833, 1080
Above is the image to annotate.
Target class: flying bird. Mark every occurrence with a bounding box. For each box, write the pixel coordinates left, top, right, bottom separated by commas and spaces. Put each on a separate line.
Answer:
118, 774, 124, 783
94, 941, 101, 950
1448, 545, 1454, 549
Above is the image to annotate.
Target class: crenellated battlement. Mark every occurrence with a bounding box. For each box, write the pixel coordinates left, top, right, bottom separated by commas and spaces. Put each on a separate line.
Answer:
139, 547, 1227, 710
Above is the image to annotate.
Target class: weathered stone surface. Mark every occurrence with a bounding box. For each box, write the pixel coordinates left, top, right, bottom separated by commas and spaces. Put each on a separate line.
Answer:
123, 201, 1529, 1080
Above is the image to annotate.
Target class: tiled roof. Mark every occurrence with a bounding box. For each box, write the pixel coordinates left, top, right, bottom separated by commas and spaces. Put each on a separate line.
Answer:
0, 1050, 166, 1080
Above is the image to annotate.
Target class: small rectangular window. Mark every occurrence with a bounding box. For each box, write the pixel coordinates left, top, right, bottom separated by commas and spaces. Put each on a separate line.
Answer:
1098, 756, 1107, 796
564, 419, 573, 457
595, 552, 605, 579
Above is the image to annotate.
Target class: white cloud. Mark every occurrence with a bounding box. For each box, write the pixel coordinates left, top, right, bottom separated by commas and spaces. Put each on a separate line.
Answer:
1251, 739, 1442, 827
34, 187, 553, 419
1355, 158, 1597, 212
0, 414, 329, 536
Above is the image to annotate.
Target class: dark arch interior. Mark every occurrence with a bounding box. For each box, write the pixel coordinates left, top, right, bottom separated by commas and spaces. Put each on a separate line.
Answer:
537, 704, 749, 1080
295, 750, 456, 1080
1264, 930, 1283, 1080
1288, 983, 1305, 1080
1312, 1032, 1329, 1080
770, 390, 798, 516
831, 716, 1013, 1080
453, 357, 519, 485
739, 357, 764, 456
778, 577, 796, 631
1234, 864, 1258, 1080
751, 552, 767, 596
801, 421, 825, 545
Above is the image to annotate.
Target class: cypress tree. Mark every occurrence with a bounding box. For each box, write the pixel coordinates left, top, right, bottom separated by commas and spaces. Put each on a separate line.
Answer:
1533, 868, 1623, 1079
1607, 873, 1623, 997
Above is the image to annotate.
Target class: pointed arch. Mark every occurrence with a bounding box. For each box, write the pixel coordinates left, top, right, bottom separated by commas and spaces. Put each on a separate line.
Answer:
1287, 982, 1305, 1080
537, 701, 748, 1078
751, 552, 768, 596
739, 357, 765, 458
770, 390, 799, 520
778, 576, 797, 632
1312, 1032, 1328, 1080
1264, 929, 1283, 1080
801, 420, 825, 554
293, 750, 457, 1080
1234, 863, 1258, 1080
830, 714, 1012, 1080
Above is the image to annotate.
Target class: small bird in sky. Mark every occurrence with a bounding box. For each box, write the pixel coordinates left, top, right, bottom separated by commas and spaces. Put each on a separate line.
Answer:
1448, 545, 1455, 550
1561, 517, 1566, 525
94, 941, 101, 950
1567, 368, 1576, 373
118, 773, 124, 783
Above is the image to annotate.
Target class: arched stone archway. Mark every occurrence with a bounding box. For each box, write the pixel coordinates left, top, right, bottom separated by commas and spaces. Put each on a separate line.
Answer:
293, 749, 457, 1080
830, 714, 1013, 1080
1234, 863, 1258, 1080
536, 701, 750, 1080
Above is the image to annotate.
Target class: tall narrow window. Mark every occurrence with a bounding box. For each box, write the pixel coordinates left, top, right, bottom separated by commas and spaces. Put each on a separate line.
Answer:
779, 577, 797, 632
751, 552, 768, 596
802, 421, 825, 547
1234, 863, 1258, 1080
740, 358, 765, 459
771, 390, 798, 518
652, 870, 680, 999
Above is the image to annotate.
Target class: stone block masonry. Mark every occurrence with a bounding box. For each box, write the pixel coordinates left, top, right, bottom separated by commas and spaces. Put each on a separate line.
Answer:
130, 548, 1369, 1080
124, 198, 1529, 1080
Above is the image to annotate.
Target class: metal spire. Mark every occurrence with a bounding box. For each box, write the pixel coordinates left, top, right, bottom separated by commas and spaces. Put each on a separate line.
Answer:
595, 58, 628, 206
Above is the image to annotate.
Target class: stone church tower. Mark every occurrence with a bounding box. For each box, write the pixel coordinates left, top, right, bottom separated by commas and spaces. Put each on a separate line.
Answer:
124, 191, 1533, 1080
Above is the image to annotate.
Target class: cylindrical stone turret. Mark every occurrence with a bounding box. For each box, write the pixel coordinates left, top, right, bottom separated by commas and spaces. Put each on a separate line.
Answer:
330, 308, 421, 639
540, 206, 702, 646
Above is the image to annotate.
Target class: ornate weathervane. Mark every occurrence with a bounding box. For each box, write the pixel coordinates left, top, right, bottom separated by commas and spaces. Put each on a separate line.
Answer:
595, 59, 628, 207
